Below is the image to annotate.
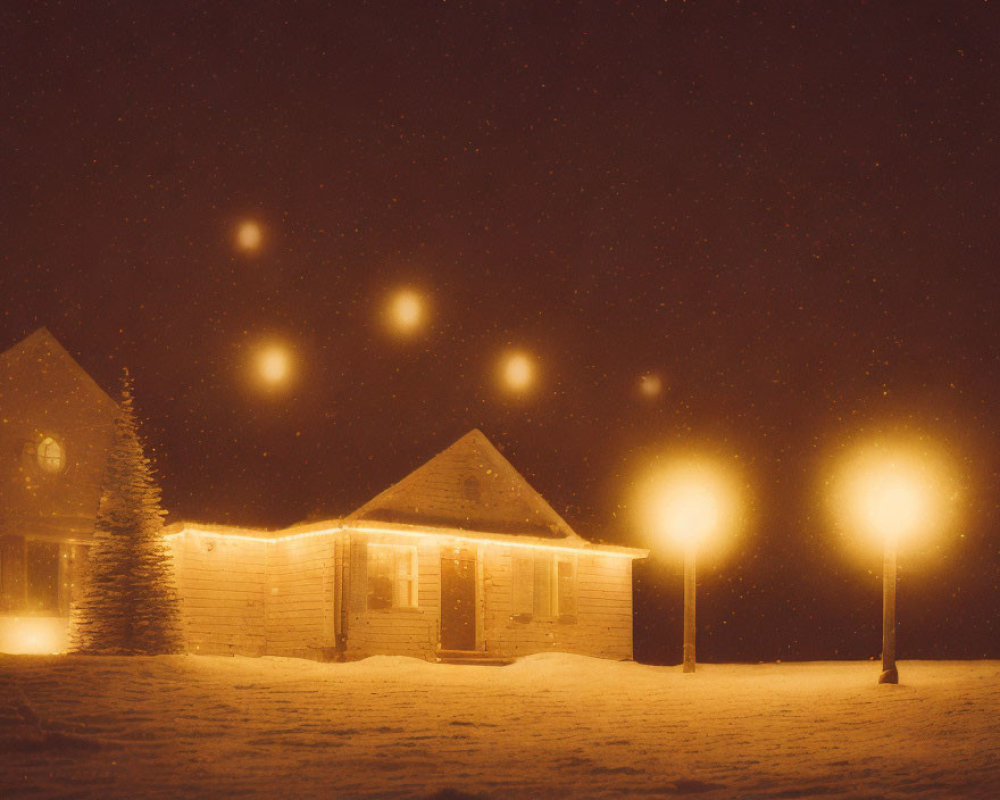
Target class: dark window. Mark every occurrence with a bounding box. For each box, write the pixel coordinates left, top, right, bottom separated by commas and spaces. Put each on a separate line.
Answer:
367, 544, 416, 610
26, 540, 60, 612
533, 556, 554, 617
462, 476, 482, 501
513, 553, 577, 620
557, 559, 577, 617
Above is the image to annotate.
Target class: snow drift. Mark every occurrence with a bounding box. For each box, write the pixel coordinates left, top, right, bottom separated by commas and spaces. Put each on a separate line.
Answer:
1, 653, 997, 799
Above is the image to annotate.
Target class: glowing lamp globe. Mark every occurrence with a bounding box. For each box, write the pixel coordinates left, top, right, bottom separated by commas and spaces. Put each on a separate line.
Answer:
637, 458, 740, 554
832, 439, 955, 550
860, 468, 927, 543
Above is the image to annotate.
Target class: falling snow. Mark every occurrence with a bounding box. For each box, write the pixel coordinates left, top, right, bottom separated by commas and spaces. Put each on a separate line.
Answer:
0, 0, 996, 705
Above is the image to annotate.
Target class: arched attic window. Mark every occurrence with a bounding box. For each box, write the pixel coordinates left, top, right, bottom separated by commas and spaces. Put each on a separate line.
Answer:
36, 436, 66, 474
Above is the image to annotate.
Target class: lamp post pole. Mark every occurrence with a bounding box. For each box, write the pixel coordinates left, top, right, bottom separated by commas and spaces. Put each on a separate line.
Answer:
683, 546, 697, 673
879, 537, 899, 684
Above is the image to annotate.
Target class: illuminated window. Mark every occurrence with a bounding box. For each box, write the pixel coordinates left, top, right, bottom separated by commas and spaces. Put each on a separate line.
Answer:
367, 544, 417, 610
513, 553, 576, 619
36, 437, 65, 473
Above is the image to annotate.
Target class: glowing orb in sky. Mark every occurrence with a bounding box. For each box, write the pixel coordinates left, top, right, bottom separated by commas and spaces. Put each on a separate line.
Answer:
257, 345, 291, 385
236, 220, 263, 252
500, 351, 536, 393
639, 373, 663, 398
387, 289, 425, 334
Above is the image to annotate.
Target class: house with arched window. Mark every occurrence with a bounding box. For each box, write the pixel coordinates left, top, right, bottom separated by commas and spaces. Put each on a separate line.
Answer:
167, 430, 648, 663
1, 330, 647, 662
0, 329, 118, 653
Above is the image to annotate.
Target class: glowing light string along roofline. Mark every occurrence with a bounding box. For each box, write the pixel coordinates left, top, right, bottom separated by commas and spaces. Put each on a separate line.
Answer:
163, 521, 646, 558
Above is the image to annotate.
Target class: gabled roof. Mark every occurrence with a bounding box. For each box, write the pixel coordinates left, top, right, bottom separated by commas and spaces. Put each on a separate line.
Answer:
0, 327, 117, 413
346, 429, 585, 541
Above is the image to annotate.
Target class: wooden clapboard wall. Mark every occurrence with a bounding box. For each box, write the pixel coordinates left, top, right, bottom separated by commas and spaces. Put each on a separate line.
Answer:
482, 547, 633, 660
265, 534, 338, 660
169, 533, 268, 656
169, 529, 635, 662
343, 536, 441, 661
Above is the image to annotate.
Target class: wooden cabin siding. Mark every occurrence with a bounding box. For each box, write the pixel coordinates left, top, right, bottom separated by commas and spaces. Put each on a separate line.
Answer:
169, 527, 640, 663
0, 330, 117, 546
482, 548, 633, 661
343, 536, 441, 661
265, 534, 337, 660
169, 534, 267, 656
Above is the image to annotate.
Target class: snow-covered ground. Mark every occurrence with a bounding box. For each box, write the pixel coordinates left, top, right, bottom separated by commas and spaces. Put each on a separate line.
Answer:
1, 653, 997, 799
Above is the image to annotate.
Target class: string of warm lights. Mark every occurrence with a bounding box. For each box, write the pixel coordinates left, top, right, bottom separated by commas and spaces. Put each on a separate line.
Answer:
164, 519, 646, 559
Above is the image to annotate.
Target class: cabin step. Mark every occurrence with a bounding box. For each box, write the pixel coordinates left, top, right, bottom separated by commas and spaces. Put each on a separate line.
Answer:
436, 650, 511, 666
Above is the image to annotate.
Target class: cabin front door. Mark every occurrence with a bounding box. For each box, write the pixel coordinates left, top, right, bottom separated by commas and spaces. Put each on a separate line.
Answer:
440, 549, 476, 651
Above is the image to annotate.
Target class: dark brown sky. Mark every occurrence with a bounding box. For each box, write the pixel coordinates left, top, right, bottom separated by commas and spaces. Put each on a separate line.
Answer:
2, 1, 997, 662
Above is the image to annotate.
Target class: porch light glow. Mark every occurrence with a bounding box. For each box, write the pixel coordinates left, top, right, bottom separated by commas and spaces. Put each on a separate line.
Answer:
0, 617, 67, 655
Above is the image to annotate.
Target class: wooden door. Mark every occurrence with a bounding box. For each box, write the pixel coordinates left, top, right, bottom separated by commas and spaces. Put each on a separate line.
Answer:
440, 550, 476, 651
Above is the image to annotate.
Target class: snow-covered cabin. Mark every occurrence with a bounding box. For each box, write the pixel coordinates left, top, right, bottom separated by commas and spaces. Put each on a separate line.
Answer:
167, 430, 648, 663
0, 329, 117, 653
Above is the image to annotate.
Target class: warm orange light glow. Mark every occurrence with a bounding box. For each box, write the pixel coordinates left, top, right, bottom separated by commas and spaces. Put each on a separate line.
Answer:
165, 520, 647, 559
256, 345, 291, 385
386, 289, 426, 334
639, 373, 663, 398
830, 437, 958, 549
0, 617, 68, 654
236, 220, 263, 252
636, 456, 742, 553
500, 351, 535, 393
37, 435, 65, 473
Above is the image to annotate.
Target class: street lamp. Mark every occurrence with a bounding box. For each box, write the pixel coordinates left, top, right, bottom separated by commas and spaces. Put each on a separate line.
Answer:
637, 457, 740, 673
831, 439, 956, 685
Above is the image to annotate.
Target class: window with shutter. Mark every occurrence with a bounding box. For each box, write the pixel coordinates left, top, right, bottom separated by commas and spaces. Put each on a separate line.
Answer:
533, 556, 554, 617
557, 558, 576, 618
512, 556, 533, 617
512, 552, 577, 620
367, 544, 417, 609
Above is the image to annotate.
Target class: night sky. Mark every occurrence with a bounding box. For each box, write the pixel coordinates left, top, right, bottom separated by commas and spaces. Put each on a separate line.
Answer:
2, 1, 997, 664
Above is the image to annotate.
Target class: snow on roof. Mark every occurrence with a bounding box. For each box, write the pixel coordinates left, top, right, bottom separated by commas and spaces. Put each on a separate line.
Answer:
346, 429, 586, 542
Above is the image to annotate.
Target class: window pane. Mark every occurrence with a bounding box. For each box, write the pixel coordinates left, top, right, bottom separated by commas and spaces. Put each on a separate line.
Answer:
533, 556, 553, 617
26, 540, 60, 612
367, 546, 393, 609
367, 544, 417, 609
557, 559, 576, 617
1, 537, 26, 612
512, 557, 533, 615
37, 437, 65, 473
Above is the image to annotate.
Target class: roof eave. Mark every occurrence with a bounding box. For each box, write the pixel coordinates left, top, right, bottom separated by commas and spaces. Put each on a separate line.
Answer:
165, 518, 648, 558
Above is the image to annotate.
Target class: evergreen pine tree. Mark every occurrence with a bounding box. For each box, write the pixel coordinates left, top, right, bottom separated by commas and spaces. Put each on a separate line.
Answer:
72, 370, 183, 655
